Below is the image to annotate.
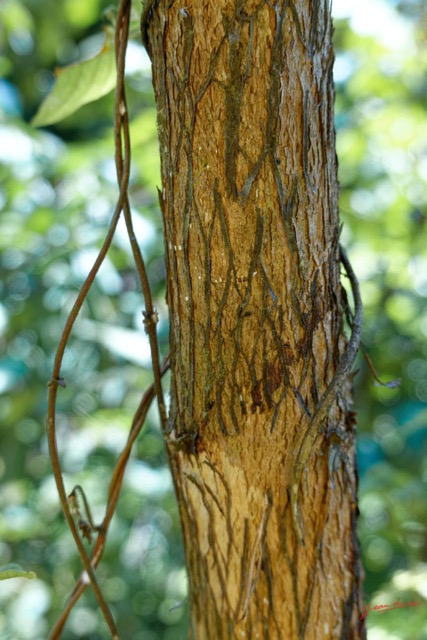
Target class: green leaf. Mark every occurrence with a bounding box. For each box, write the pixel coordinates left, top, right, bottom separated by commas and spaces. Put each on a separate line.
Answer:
0, 563, 37, 581
31, 47, 116, 127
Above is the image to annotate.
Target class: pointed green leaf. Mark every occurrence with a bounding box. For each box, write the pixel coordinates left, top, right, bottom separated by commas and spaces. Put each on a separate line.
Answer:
0, 563, 37, 581
31, 47, 116, 127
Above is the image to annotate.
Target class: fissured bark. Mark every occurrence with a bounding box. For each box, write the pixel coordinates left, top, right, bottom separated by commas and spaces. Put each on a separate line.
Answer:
145, 1, 365, 637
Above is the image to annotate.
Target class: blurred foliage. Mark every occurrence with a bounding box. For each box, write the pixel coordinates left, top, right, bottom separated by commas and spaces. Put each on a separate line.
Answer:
0, 0, 426, 638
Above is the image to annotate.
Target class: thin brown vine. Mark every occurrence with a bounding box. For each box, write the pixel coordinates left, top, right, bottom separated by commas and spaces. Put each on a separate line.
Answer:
46, 1, 166, 637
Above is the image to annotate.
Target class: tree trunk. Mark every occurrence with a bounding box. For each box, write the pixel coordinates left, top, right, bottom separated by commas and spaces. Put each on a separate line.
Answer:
144, 1, 366, 637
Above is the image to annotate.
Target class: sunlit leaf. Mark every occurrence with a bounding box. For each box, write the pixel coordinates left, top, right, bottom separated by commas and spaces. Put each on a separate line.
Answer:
31, 46, 116, 127
0, 563, 37, 581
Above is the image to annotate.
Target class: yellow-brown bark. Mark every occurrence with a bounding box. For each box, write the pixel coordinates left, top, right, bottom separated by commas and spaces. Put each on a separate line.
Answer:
145, 1, 366, 637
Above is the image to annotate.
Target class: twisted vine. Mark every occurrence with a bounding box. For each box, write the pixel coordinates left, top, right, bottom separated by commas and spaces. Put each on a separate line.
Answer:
46, 1, 166, 637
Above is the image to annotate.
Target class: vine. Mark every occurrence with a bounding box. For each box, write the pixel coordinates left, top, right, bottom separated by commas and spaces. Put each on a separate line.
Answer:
46, 1, 166, 637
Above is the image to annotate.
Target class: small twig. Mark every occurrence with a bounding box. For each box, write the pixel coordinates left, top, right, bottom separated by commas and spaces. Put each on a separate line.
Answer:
341, 269, 399, 390
360, 344, 401, 389
291, 244, 363, 544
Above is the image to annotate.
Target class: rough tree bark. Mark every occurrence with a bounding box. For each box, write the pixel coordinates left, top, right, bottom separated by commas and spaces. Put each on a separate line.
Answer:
143, 1, 366, 638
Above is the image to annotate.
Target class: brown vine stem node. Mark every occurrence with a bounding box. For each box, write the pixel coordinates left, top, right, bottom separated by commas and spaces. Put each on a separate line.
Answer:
47, 377, 66, 388
142, 308, 159, 330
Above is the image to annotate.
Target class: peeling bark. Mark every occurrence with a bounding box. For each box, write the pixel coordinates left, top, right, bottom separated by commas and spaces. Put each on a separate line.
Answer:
144, 1, 366, 637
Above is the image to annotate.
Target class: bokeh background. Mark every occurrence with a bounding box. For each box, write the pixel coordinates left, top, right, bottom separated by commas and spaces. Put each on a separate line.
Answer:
0, 0, 426, 638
